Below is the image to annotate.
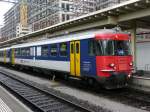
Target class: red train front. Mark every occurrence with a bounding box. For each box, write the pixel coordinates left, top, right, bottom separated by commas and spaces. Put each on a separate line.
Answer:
94, 33, 133, 89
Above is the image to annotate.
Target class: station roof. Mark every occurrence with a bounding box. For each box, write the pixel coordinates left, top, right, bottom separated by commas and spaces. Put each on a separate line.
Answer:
0, 0, 150, 46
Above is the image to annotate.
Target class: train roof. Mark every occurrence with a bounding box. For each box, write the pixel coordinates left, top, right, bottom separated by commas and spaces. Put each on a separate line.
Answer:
0, 47, 11, 51
12, 29, 127, 48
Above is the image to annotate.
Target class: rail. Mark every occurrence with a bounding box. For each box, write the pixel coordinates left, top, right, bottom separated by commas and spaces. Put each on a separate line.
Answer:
0, 71, 95, 112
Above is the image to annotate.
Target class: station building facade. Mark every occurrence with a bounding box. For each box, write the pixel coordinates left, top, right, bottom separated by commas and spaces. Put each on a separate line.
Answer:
0, 0, 127, 41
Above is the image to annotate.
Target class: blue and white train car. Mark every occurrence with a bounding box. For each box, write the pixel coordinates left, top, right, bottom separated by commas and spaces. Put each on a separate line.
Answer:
0, 29, 133, 88
0, 47, 11, 64
11, 30, 100, 74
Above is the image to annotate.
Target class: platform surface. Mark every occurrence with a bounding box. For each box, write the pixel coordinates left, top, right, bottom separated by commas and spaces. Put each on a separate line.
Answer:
0, 85, 32, 112
130, 72, 150, 92
0, 98, 13, 112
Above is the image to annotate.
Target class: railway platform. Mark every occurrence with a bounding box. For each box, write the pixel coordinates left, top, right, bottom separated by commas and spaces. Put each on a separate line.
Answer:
0, 85, 32, 112
130, 72, 150, 92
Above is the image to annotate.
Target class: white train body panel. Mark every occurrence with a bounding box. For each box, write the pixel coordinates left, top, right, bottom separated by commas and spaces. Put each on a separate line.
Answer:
0, 58, 9, 63
15, 58, 70, 72
0, 57, 3, 62
6, 58, 10, 63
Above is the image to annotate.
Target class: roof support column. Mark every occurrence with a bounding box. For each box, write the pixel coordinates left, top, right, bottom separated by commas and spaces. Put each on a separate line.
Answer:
129, 21, 137, 70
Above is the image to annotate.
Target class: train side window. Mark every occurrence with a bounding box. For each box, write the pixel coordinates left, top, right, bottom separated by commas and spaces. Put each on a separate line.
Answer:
37, 46, 41, 56
41, 45, 48, 56
21, 48, 25, 56
15, 49, 17, 56
1, 51, 3, 57
88, 40, 96, 56
0, 51, 2, 57
21, 48, 30, 56
26, 48, 30, 56
1, 51, 2, 57
15, 48, 20, 56
50, 44, 57, 56
7, 50, 10, 57
24, 48, 30, 56
60, 42, 67, 57
30, 47, 34, 56
18, 49, 21, 56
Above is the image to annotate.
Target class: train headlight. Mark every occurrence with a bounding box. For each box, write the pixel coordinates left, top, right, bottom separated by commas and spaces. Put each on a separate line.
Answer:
128, 74, 131, 78
109, 63, 115, 68
129, 62, 133, 66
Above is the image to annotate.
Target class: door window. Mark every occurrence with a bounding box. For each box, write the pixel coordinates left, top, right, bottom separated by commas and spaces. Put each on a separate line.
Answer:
76, 43, 79, 53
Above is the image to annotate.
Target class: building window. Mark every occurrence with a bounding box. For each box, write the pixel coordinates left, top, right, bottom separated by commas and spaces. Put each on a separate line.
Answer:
62, 3, 65, 9
67, 15, 70, 20
50, 44, 57, 56
60, 42, 67, 57
66, 4, 70, 11
62, 14, 65, 21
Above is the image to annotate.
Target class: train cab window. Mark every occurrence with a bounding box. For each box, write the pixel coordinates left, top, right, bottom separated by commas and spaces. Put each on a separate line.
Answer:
60, 43, 67, 57
50, 44, 57, 56
96, 40, 113, 56
114, 41, 131, 56
41, 45, 48, 56
88, 40, 96, 56
95, 40, 131, 56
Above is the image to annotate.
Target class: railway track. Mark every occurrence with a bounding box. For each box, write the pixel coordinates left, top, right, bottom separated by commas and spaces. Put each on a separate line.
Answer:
0, 71, 106, 112
1, 66, 150, 111
100, 88, 150, 111
51, 75, 150, 111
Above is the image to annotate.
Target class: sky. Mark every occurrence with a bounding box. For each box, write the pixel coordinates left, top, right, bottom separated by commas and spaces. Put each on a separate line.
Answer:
0, 2, 13, 27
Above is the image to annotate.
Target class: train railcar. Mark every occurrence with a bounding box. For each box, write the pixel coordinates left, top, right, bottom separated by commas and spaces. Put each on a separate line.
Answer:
0, 47, 11, 64
0, 29, 133, 89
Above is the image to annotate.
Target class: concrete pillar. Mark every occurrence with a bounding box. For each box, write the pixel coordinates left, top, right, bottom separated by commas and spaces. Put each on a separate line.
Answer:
129, 21, 137, 70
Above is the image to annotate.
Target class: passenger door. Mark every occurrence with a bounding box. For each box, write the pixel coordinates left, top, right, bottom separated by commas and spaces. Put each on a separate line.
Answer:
70, 41, 80, 77
11, 48, 15, 65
